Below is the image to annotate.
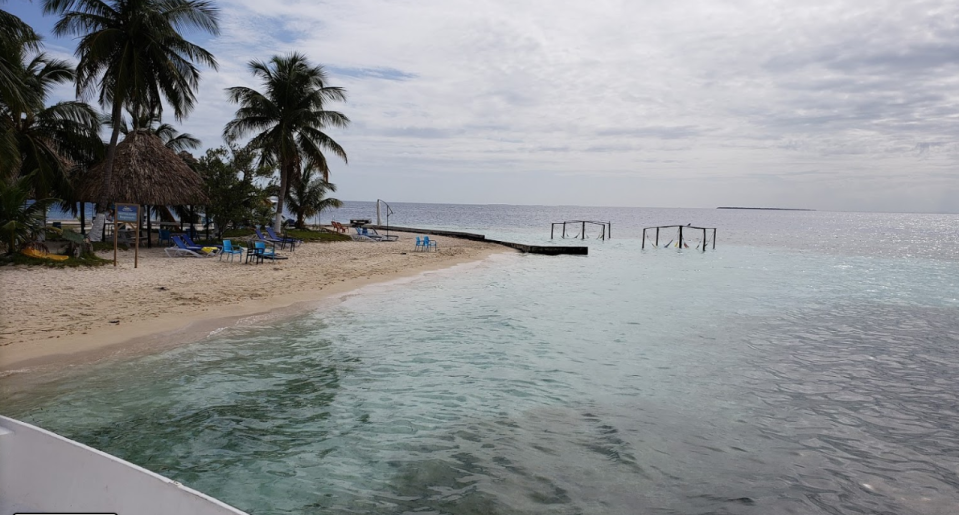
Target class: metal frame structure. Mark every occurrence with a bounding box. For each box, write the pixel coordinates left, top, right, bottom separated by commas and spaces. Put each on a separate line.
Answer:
642, 225, 717, 251
550, 220, 612, 240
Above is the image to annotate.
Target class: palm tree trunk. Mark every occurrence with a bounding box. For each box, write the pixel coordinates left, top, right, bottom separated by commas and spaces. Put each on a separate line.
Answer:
99, 99, 125, 205
79, 202, 86, 236
275, 162, 289, 233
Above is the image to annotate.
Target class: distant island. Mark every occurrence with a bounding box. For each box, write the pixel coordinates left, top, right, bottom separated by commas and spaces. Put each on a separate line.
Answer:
717, 207, 815, 211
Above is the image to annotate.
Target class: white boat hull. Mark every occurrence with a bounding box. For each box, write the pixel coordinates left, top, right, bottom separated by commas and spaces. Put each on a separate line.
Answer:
0, 415, 248, 515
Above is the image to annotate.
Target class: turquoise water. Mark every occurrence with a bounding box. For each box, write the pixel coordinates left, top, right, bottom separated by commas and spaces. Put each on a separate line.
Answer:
3, 209, 959, 514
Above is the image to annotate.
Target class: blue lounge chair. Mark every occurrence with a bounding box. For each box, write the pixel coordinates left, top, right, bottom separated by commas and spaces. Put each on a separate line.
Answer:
254, 227, 284, 246
181, 233, 221, 250
414, 236, 424, 251
266, 226, 300, 248
219, 239, 244, 263
165, 235, 211, 257
361, 227, 384, 241
423, 236, 437, 251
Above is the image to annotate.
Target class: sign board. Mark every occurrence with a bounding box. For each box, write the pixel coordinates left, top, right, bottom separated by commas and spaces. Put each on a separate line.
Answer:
113, 203, 141, 268
116, 204, 139, 223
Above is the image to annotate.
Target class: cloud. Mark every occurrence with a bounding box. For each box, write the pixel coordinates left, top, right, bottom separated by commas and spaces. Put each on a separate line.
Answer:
12, 0, 959, 212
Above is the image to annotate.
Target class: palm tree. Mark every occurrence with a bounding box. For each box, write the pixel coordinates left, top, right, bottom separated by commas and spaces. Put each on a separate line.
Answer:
287, 166, 343, 229
0, 173, 57, 254
0, 44, 103, 202
43, 0, 219, 204
224, 52, 349, 232
119, 107, 201, 152
0, 3, 41, 169
0, 2, 40, 110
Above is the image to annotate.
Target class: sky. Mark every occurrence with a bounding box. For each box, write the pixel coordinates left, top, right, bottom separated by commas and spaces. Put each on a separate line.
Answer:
7, 0, 959, 212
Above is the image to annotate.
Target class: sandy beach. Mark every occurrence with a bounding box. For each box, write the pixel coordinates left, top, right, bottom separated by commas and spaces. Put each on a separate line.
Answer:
0, 231, 509, 375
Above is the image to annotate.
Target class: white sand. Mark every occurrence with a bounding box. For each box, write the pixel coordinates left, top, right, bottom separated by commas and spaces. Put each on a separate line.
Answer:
0, 231, 509, 373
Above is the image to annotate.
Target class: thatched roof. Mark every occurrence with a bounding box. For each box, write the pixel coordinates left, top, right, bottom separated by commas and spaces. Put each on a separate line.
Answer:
77, 130, 207, 205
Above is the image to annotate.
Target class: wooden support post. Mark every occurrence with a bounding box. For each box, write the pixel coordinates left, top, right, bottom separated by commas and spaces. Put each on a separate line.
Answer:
608, 222, 611, 239
642, 229, 645, 249
582, 221, 586, 240
679, 226, 683, 249
79, 202, 85, 236
146, 205, 152, 248
551, 223, 555, 239
563, 222, 566, 238
655, 227, 659, 246
713, 229, 717, 249
601, 224, 605, 240
113, 208, 118, 267
134, 210, 140, 268
703, 228, 707, 252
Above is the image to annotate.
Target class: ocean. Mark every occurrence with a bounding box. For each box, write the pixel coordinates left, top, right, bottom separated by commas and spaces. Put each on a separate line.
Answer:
4, 203, 959, 514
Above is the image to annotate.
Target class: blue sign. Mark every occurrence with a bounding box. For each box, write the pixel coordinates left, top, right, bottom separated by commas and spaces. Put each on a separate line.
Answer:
116, 204, 139, 223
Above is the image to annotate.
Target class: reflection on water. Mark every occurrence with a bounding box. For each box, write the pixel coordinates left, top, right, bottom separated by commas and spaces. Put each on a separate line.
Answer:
2, 240, 959, 514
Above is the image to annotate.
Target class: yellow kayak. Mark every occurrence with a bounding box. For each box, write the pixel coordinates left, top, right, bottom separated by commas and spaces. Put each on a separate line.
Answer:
22, 248, 70, 261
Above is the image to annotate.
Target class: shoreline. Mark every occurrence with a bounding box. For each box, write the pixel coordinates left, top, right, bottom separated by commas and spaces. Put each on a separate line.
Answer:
0, 232, 512, 382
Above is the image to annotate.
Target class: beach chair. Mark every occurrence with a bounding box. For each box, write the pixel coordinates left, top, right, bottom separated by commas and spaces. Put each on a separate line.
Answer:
249, 240, 277, 264
254, 227, 284, 247
414, 236, 425, 252
266, 226, 299, 250
219, 239, 245, 263
165, 235, 209, 257
181, 233, 221, 250
158, 229, 172, 246
423, 236, 437, 252
367, 228, 398, 242
184, 235, 221, 256
360, 227, 383, 241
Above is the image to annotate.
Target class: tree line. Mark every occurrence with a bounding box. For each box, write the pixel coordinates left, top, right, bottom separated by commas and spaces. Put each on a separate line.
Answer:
1, 0, 349, 253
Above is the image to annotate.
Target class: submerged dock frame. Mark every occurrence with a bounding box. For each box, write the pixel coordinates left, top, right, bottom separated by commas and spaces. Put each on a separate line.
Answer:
642, 225, 717, 251
551, 220, 612, 240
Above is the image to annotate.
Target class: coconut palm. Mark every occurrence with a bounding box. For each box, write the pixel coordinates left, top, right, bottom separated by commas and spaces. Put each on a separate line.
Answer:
0, 173, 57, 254
0, 4, 40, 169
224, 52, 349, 232
43, 0, 219, 204
0, 3, 40, 111
0, 45, 103, 202
287, 166, 342, 229
118, 107, 201, 152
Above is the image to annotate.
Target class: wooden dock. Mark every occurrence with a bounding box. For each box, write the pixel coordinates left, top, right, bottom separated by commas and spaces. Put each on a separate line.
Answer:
366, 226, 588, 255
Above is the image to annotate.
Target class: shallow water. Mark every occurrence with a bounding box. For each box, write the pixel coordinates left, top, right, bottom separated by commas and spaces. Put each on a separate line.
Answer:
4, 208, 959, 514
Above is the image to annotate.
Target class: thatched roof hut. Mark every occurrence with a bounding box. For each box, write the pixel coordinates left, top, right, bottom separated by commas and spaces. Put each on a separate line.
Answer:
77, 130, 207, 205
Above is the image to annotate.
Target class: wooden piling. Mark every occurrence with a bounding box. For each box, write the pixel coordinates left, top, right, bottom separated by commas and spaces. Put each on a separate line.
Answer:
581, 221, 586, 240
79, 202, 85, 236
679, 226, 683, 249
703, 228, 706, 252
655, 228, 659, 246
713, 228, 717, 249
146, 205, 152, 248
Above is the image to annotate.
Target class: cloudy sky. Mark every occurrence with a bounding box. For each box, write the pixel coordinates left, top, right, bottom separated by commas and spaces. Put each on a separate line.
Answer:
9, 0, 959, 212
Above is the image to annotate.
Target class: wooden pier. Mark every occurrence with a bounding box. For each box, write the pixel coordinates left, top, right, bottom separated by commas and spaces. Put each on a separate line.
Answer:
366, 225, 588, 255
